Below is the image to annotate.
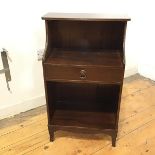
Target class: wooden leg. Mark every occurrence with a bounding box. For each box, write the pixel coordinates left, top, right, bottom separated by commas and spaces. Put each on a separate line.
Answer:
49, 128, 54, 142
50, 134, 54, 142
111, 132, 117, 147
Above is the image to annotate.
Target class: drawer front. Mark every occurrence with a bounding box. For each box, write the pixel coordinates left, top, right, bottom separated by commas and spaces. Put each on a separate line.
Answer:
44, 65, 124, 83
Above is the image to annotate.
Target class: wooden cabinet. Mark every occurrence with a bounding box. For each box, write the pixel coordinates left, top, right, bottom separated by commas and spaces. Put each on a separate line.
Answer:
42, 13, 130, 147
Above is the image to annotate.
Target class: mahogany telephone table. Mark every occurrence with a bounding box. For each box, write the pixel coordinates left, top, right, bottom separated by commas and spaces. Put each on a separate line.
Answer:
41, 13, 130, 147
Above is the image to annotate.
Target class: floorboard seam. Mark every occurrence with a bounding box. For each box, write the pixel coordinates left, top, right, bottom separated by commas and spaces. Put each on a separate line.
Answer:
22, 141, 49, 155
0, 129, 48, 151
119, 104, 155, 123
90, 117, 155, 155
0, 118, 47, 137
122, 84, 153, 99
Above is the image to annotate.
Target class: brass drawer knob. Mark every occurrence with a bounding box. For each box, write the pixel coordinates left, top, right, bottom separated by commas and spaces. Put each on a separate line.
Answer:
80, 69, 86, 79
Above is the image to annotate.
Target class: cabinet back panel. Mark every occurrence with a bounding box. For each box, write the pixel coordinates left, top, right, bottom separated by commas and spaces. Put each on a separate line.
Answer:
51, 82, 120, 112
48, 20, 125, 50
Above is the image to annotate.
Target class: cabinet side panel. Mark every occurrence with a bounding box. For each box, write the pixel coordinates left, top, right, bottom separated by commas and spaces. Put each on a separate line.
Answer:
43, 21, 54, 61
122, 22, 127, 65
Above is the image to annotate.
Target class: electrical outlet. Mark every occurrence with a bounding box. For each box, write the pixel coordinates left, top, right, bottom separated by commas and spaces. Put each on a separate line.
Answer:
37, 49, 44, 61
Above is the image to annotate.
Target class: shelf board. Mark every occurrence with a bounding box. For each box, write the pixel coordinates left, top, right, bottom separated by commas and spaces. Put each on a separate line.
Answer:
51, 110, 116, 129
45, 49, 123, 67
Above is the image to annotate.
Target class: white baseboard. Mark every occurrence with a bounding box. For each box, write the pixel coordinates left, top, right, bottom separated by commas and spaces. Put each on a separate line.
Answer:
0, 67, 137, 120
138, 65, 155, 81
0, 95, 46, 120
125, 66, 138, 78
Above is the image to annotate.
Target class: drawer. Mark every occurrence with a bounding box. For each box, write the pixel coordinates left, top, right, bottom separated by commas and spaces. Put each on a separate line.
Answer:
44, 65, 124, 84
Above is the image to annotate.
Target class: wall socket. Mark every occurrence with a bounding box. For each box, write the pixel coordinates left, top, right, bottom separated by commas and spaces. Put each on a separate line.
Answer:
37, 49, 44, 61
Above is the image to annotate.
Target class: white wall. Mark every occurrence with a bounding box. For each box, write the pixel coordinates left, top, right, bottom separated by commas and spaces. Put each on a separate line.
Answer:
0, 1, 46, 119
135, 1, 155, 80
0, 0, 145, 119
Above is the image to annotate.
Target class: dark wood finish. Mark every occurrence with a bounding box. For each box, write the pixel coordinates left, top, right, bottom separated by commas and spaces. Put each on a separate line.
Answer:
42, 13, 130, 147
51, 110, 115, 129
45, 65, 123, 84
47, 82, 120, 113
44, 49, 124, 83
45, 49, 123, 67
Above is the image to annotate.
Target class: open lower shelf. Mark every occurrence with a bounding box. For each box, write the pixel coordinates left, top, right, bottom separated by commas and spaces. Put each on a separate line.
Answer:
47, 82, 120, 113
55, 100, 117, 112
45, 48, 123, 67
51, 110, 116, 129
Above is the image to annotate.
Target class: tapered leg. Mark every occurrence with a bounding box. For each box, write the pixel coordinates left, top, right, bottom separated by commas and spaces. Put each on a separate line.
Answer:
49, 128, 54, 142
50, 133, 54, 142
111, 131, 117, 147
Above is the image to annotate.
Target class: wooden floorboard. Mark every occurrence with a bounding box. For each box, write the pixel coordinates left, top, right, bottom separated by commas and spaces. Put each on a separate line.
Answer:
0, 74, 155, 155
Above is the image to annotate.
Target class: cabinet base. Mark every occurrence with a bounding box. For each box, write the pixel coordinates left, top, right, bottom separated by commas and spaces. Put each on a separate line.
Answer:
48, 125, 117, 147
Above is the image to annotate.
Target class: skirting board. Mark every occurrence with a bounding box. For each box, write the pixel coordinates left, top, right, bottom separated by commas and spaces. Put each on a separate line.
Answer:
0, 66, 137, 120
138, 65, 155, 81
124, 66, 138, 78
0, 95, 46, 120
